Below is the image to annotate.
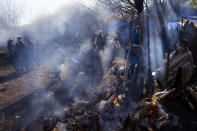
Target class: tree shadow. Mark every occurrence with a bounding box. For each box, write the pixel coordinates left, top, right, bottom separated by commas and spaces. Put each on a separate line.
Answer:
0, 80, 58, 130
0, 80, 58, 116
0, 71, 32, 83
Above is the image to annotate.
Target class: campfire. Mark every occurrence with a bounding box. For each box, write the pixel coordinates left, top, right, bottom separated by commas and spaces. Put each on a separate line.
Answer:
113, 97, 120, 107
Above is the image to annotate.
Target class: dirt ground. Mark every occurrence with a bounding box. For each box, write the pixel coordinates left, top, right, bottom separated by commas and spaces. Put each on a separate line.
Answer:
0, 49, 53, 130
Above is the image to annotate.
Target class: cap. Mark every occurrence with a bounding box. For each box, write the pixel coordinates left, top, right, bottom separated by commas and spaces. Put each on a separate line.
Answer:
7, 39, 13, 43
178, 39, 188, 47
17, 37, 22, 40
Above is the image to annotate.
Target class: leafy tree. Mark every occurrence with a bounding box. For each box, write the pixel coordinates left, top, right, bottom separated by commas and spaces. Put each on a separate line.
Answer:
0, 0, 22, 42
188, 0, 197, 8
98, 0, 146, 19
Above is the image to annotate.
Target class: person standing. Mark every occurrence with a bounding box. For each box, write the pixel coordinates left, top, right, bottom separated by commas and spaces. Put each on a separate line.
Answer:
7, 39, 17, 68
15, 37, 26, 72
7, 39, 15, 57
156, 39, 194, 88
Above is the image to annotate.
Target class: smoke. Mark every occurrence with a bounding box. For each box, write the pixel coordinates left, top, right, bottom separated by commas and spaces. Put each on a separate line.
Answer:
19, 0, 184, 123
2, 0, 194, 129
143, 0, 183, 71
0, 0, 97, 45
4, 1, 120, 127
99, 32, 117, 73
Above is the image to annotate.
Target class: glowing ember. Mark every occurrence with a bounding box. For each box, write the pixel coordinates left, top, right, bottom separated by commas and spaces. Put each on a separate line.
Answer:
113, 97, 120, 105
113, 97, 121, 107
151, 95, 157, 106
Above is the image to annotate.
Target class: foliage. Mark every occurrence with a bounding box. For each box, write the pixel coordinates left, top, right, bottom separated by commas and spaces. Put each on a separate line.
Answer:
98, 0, 140, 19
188, 0, 197, 8
0, 0, 23, 43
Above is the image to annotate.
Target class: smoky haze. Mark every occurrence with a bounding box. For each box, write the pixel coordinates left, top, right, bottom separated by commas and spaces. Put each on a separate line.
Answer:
1, 0, 192, 130
143, 0, 183, 71
5, 1, 120, 128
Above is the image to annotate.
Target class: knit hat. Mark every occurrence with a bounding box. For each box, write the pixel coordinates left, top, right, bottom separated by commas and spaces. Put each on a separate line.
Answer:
178, 39, 188, 47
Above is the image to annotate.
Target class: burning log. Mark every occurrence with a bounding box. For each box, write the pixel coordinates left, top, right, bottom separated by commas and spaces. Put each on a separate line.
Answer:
113, 97, 120, 107
121, 84, 197, 131
188, 85, 197, 103
120, 89, 175, 130
52, 57, 136, 130
25, 56, 197, 131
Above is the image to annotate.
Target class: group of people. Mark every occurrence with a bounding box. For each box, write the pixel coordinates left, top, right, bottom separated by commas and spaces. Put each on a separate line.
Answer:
46, 27, 194, 91
93, 31, 144, 68
88, 31, 146, 90
7, 37, 40, 72
93, 30, 194, 95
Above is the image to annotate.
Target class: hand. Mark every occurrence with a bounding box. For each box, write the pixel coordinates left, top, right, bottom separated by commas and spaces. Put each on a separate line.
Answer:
173, 67, 179, 72
141, 63, 146, 68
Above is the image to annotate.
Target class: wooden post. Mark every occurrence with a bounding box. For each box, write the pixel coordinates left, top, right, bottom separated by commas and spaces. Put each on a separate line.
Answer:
95, 115, 100, 131
164, 50, 170, 89
147, 8, 152, 96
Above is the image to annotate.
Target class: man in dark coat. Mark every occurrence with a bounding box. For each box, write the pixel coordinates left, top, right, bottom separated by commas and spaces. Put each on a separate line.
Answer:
25, 39, 40, 70
156, 39, 193, 88
127, 44, 144, 71
95, 32, 105, 51
128, 44, 146, 98
7, 39, 17, 69
7, 39, 15, 56
14, 37, 26, 72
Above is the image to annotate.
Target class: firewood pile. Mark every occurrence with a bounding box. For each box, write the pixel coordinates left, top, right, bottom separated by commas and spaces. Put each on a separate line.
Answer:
121, 85, 197, 130
22, 57, 136, 130
51, 57, 138, 131
24, 57, 197, 131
